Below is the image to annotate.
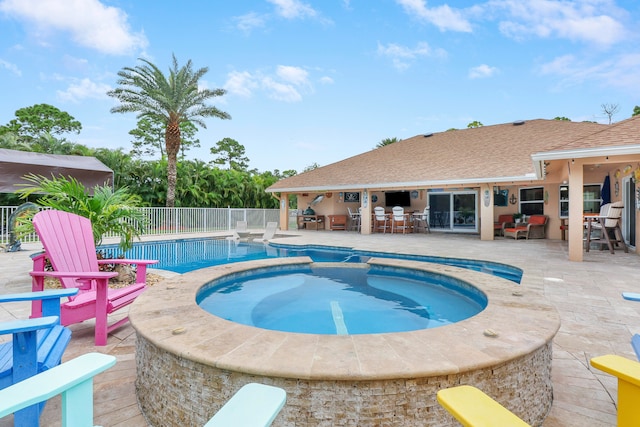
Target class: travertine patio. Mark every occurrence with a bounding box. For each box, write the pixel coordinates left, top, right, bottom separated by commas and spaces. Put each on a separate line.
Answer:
1, 230, 639, 426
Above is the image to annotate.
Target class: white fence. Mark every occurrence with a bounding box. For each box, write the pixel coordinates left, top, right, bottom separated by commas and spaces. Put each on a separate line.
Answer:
0, 206, 281, 245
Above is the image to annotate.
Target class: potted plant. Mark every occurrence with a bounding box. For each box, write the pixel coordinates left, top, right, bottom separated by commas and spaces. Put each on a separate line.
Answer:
513, 213, 524, 224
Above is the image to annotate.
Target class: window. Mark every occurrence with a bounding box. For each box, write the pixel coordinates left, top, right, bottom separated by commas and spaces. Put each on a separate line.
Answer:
519, 187, 544, 215
583, 184, 602, 213
558, 184, 602, 218
559, 185, 569, 217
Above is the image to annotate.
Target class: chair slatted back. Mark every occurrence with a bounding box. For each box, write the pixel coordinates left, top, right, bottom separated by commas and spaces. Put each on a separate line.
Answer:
392, 206, 405, 221
605, 202, 623, 228
32, 210, 100, 292
374, 207, 386, 220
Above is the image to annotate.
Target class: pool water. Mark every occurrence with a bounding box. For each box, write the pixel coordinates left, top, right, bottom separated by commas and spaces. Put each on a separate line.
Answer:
100, 238, 522, 283
197, 265, 487, 335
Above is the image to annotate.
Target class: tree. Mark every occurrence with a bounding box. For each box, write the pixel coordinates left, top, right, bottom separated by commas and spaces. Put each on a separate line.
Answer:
633, 106, 640, 117
130, 117, 201, 159
107, 54, 230, 207
375, 137, 399, 148
2, 104, 82, 141
210, 137, 249, 170
303, 163, 320, 173
553, 116, 571, 121
601, 103, 619, 124
467, 121, 483, 128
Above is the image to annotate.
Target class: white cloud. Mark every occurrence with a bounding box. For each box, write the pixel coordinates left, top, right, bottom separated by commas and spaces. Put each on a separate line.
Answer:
0, 59, 21, 76
234, 12, 266, 33
538, 53, 640, 95
224, 65, 315, 102
224, 71, 259, 97
0, 0, 148, 55
262, 77, 302, 102
377, 41, 444, 70
319, 76, 334, 84
267, 0, 317, 19
57, 78, 111, 102
469, 64, 499, 79
276, 65, 309, 86
395, 0, 472, 32
489, 0, 627, 47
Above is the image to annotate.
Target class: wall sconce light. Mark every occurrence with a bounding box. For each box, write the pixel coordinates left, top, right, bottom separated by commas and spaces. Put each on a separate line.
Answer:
509, 194, 517, 204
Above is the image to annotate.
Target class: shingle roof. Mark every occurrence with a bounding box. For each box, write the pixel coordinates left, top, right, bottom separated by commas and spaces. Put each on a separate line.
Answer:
267, 119, 614, 192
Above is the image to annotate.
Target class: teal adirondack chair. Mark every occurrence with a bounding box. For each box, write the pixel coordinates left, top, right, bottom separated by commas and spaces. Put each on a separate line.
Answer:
1, 356, 286, 427
0, 352, 116, 427
30, 209, 158, 346
0, 288, 78, 426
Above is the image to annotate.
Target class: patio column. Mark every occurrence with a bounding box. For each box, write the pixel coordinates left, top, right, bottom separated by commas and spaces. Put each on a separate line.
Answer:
279, 194, 289, 231
568, 160, 584, 261
479, 186, 494, 241
360, 190, 372, 235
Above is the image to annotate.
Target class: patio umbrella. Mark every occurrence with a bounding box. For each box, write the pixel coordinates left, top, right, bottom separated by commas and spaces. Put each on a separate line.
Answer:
601, 174, 611, 206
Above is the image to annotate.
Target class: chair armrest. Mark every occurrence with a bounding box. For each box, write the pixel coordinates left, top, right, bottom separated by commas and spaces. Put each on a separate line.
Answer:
98, 259, 158, 284
622, 292, 640, 301
0, 316, 59, 336
0, 352, 116, 420
204, 383, 286, 427
30, 271, 118, 280
1, 289, 79, 318
437, 385, 530, 427
590, 355, 640, 388
98, 259, 158, 266
0, 288, 78, 303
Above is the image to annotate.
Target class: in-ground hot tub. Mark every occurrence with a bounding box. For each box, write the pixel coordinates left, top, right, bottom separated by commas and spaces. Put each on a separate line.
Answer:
130, 257, 560, 426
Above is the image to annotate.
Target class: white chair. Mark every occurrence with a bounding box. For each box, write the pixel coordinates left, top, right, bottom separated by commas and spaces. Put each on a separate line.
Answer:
391, 206, 410, 234
255, 222, 278, 242
233, 221, 251, 240
413, 207, 430, 233
347, 207, 361, 232
373, 207, 390, 233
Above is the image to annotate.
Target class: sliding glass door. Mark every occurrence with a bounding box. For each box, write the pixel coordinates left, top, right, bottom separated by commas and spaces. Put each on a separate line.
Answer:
623, 177, 636, 247
428, 191, 477, 232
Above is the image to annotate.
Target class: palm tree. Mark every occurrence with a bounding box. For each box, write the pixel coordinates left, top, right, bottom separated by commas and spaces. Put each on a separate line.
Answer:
15, 174, 146, 251
107, 54, 230, 207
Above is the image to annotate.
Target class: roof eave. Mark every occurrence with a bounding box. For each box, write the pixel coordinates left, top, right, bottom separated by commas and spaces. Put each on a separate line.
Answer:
266, 174, 542, 193
532, 145, 640, 162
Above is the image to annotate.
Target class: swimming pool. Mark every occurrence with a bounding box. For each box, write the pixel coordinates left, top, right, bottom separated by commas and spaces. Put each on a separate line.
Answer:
197, 264, 487, 334
101, 238, 522, 282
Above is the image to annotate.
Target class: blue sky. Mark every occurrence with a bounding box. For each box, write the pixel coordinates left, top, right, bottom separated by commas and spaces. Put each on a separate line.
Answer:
1, 0, 639, 173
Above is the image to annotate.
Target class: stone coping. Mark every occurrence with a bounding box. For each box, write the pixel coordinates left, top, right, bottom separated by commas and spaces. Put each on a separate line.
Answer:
129, 257, 560, 381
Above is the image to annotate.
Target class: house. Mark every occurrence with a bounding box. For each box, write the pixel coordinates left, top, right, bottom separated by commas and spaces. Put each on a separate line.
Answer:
266, 115, 640, 261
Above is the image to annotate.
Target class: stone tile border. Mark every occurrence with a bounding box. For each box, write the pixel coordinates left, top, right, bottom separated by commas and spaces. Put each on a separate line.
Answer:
130, 257, 560, 426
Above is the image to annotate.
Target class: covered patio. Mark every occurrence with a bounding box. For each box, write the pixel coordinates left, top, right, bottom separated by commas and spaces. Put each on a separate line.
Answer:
268, 116, 640, 262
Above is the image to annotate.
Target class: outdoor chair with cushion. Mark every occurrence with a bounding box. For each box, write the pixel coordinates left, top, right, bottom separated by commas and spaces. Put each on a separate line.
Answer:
584, 201, 627, 254
493, 214, 514, 236
503, 215, 548, 240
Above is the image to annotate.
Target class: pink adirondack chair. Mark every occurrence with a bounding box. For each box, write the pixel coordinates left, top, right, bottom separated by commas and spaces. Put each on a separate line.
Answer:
29, 210, 158, 346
